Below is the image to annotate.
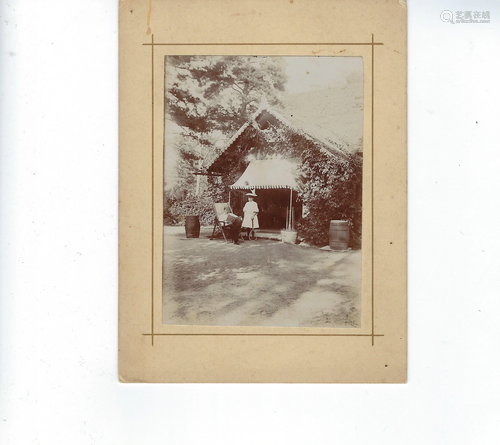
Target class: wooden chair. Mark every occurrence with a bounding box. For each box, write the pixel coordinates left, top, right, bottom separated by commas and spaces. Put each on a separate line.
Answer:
211, 203, 244, 242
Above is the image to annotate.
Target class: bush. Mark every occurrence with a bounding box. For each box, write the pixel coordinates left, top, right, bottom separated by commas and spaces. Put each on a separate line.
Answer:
168, 193, 216, 226
297, 149, 362, 248
163, 193, 179, 225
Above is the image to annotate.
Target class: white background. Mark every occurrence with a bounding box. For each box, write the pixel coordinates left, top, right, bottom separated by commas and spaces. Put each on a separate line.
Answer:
1, 1, 499, 443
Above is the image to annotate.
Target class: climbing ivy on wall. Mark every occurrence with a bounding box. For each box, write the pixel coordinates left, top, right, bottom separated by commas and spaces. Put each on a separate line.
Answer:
207, 124, 363, 247
297, 147, 362, 248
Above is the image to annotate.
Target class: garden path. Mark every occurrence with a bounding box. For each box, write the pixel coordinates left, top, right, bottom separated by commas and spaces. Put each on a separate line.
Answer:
162, 226, 361, 328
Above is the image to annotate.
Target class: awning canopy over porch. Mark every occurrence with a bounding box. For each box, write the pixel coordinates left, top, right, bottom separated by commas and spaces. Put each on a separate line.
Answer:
230, 159, 299, 190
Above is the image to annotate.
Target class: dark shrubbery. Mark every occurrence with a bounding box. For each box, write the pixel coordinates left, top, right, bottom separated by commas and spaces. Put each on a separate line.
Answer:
164, 192, 216, 226
163, 193, 178, 225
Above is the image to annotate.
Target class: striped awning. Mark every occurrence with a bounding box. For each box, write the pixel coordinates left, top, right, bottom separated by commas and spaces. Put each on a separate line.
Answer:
230, 159, 298, 190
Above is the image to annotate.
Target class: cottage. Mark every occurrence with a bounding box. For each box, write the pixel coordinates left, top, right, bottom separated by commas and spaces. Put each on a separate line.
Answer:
205, 100, 361, 241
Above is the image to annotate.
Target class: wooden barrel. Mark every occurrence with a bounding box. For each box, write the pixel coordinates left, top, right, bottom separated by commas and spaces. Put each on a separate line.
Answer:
184, 215, 200, 238
329, 220, 349, 250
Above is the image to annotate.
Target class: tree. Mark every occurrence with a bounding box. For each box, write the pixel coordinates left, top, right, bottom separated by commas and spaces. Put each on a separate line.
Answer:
165, 56, 288, 188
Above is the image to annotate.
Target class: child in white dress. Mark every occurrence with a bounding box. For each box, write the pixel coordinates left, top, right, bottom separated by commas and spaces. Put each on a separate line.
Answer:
242, 191, 259, 239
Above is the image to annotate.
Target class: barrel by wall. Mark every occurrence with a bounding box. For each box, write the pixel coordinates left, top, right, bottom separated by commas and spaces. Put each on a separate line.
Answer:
329, 220, 349, 250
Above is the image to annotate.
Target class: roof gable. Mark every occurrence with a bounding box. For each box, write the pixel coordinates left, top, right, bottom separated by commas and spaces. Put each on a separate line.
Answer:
205, 101, 348, 171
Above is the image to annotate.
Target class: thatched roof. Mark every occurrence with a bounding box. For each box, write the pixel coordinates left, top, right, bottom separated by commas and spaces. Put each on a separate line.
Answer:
282, 85, 363, 154
205, 99, 349, 171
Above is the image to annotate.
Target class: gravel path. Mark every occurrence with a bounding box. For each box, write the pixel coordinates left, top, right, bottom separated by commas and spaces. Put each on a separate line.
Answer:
162, 226, 361, 328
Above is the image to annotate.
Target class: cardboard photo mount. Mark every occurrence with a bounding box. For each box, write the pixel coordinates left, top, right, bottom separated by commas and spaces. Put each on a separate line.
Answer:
119, 0, 407, 383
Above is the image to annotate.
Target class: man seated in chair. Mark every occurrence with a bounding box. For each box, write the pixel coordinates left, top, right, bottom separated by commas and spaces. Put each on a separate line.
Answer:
218, 205, 243, 245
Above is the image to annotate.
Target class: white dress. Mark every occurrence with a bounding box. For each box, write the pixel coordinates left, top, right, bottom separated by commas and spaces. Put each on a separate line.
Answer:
242, 201, 259, 228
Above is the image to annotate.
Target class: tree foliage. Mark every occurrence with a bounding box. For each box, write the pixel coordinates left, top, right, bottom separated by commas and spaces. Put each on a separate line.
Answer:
165, 55, 287, 160
164, 56, 288, 223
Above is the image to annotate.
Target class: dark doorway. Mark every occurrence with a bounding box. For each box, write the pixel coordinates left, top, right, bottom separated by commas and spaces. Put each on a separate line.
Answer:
230, 189, 302, 230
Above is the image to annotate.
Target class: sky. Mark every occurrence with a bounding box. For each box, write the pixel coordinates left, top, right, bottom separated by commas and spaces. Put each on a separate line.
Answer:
284, 56, 363, 94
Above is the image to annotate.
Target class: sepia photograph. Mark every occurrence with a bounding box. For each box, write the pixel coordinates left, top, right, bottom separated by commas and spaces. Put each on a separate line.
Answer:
162, 56, 363, 328
118, 0, 408, 383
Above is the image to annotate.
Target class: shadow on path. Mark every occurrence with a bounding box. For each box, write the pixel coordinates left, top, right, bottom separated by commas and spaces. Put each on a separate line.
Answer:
162, 226, 361, 327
